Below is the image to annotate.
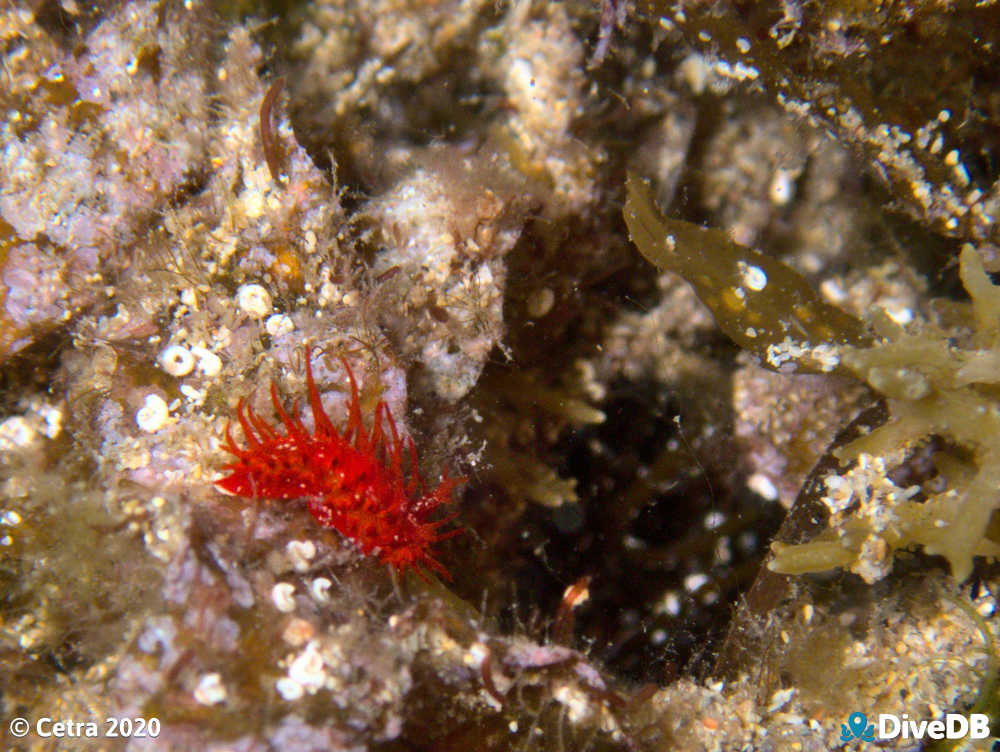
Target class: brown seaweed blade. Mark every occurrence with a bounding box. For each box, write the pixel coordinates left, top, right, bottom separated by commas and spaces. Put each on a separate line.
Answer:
623, 172, 869, 374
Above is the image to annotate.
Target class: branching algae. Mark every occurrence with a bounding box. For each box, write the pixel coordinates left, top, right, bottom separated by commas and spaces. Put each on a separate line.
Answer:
624, 173, 1000, 583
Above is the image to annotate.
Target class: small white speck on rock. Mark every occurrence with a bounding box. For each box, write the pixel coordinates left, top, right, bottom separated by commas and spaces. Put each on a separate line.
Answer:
266, 313, 294, 337
276, 677, 304, 701
194, 673, 227, 705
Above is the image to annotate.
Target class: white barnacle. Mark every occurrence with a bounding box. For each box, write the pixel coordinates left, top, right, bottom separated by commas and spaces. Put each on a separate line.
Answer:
271, 582, 296, 613
286, 540, 316, 572
310, 577, 332, 604
237, 283, 273, 319
190, 345, 223, 377
136, 394, 169, 433
158, 344, 195, 377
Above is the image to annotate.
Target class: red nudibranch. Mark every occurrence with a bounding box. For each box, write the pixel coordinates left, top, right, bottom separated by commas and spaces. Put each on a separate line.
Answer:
216, 347, 461, 578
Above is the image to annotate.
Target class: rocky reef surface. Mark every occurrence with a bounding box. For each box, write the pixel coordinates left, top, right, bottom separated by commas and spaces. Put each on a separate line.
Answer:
3, 0, 1000, 749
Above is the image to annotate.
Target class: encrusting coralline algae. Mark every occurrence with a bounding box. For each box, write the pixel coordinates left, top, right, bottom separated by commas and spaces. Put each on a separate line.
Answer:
4, 0, 1000, 749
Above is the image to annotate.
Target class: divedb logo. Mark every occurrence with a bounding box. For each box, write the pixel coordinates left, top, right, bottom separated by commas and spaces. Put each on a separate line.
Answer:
840, 711, 991, 743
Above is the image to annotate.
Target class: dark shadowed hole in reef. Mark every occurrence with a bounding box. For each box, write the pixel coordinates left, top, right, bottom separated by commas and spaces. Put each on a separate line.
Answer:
493, 377, 786, 685
445, 212, 791, 686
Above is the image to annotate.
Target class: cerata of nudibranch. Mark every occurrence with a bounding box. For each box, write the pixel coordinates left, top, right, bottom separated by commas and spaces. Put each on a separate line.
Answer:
216, 347, 461, 578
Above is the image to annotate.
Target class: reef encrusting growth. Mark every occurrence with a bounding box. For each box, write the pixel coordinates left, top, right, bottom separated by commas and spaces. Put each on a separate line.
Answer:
4, 0, 1000, 749
644, 0, 1000, 247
